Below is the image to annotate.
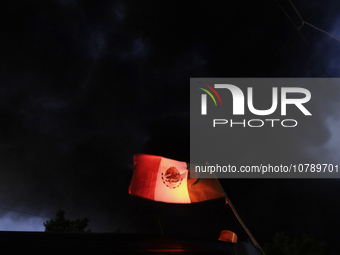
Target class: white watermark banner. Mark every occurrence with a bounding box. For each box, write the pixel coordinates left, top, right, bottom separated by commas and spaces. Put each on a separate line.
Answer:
190, 78, 340, 178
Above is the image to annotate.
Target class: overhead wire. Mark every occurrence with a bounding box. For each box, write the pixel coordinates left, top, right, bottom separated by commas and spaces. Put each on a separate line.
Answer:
289, 0, 304, 25
274, 0, 340, 92
288, 0, 340, 43
304, 21, 340, 43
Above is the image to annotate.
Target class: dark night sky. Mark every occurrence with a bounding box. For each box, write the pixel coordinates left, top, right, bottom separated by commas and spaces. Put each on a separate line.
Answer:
0, 0, 340, 254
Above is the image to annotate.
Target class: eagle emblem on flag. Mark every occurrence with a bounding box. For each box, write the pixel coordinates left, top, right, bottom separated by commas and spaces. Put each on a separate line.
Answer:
161, 166, 183, 189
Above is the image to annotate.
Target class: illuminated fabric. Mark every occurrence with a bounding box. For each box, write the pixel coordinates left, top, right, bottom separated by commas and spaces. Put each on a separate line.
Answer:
129, 154, 224, 203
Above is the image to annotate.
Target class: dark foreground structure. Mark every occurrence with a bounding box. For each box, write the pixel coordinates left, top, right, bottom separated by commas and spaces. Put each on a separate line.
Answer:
0, 231, 262, 254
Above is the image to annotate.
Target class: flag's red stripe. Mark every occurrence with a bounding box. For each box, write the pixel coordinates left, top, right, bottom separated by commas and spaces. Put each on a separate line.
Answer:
129, 154, 162, 200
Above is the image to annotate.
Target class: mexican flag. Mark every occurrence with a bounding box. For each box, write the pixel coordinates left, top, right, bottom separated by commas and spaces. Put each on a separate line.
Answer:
129, 154, 225, 203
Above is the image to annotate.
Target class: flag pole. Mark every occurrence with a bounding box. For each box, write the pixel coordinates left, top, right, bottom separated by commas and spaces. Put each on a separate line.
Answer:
217, 180, 266, 255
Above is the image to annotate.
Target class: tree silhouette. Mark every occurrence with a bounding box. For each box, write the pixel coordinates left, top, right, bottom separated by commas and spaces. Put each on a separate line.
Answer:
263, 232, 328, 255
43, 208, 90, 232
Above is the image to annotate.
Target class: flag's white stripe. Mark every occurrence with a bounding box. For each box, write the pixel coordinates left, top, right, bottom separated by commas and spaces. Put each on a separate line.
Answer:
154, 157, 191, 203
